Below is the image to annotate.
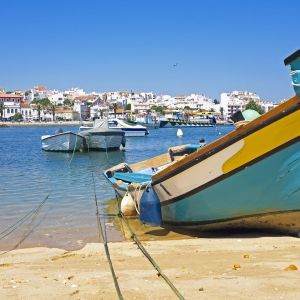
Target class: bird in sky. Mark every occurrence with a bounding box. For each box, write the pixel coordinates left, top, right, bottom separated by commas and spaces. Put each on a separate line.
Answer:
173, 63, 178, 67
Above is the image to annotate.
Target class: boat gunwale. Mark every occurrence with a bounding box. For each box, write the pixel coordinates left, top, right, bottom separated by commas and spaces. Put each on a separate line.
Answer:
41, 131, 84, 141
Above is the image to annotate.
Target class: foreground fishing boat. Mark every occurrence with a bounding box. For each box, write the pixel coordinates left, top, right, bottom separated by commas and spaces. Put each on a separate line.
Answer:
105, 50, 300, 236
41, 129, 85, 152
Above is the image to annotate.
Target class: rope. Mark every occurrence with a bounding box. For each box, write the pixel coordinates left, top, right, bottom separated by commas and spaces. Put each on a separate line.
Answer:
0, 193, 50, 256
104, 136, 109, 161
91, 173, 124, 300
0, 194, 50, 240
114, 195, 185, 300
68, 130, 80, 166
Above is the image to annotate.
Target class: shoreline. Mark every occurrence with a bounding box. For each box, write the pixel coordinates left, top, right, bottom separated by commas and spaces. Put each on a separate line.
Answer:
1, 237, 299, 299
0, 121, 82, 127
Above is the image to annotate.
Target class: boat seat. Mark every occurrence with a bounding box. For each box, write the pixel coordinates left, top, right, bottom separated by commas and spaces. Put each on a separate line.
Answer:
113, 172, 152, 183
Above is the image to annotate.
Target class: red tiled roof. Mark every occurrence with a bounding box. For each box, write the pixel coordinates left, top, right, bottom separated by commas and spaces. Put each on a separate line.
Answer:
20, 103, 31, 108
0, 93, 23, 98
55, 108, 73, 113
34, 86, 46, 91
74, 95, 97, 101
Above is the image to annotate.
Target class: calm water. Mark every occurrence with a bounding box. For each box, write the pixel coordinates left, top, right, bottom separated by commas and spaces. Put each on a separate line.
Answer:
0, 125, 233, 250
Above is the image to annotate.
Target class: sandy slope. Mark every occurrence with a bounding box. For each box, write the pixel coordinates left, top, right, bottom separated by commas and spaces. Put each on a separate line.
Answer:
0, 237, 300, 299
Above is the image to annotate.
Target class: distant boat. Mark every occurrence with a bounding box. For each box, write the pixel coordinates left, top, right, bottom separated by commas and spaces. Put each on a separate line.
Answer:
80, 119, 126, 151
41, 129, 84, 152
109, 119, 149, 136
159, 117, 213, 128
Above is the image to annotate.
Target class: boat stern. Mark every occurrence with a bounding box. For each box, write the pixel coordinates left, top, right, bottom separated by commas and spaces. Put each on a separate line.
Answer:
139, 186, 163, 227
284, 49, 300, 96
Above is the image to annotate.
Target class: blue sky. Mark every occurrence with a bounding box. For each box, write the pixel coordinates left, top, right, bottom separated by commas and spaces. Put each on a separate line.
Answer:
0, 0, 299, 101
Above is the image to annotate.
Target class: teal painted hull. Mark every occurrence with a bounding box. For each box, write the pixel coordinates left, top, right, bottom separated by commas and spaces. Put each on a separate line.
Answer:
289, 57, 300, 96
162, 141, 300, 233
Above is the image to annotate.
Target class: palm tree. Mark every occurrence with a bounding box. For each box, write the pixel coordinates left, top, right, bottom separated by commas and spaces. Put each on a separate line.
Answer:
37, 104, 41, 121
51, 104, 56, 121
112, 103, 118, 118
220, 107, 224, 118
0, 102, 4, 120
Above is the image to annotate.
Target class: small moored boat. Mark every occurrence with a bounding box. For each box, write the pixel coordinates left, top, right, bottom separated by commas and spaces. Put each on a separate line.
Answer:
80, 119, 126, 151
41, 129, 85, 152
109, 119, 149, 137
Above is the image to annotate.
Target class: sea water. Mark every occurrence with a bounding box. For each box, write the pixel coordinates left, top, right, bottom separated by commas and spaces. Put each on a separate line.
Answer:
0, 125, 233, 250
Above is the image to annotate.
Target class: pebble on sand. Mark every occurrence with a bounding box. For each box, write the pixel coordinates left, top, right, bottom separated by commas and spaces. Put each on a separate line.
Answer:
284, 264, 298, 271
232, 264, 241, 270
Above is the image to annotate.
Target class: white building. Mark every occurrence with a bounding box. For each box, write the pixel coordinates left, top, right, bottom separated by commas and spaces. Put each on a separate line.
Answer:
20, 103, 34, 121
0, 93, 22, 120
49, 91, 65, 105
33, 86, 49, 100
260, 101, 278, 113
90, 104, 109, 119
63, 88, 86, 100
220, 91, 260, 119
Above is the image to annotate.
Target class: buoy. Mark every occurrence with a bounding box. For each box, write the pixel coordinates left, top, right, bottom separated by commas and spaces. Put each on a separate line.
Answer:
177, 128, 183, 137
121, 192, 137, 216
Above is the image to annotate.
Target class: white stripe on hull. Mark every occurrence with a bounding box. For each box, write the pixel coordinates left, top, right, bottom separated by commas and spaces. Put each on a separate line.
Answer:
154, 140, 245, 203
42, 133, 84, 152
123, 130, 147, 137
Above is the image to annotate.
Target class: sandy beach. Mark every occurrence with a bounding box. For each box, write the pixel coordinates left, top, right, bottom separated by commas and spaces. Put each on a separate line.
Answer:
1, 236, 300, 299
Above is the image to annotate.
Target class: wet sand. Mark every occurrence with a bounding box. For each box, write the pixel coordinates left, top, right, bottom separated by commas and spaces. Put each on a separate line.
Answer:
1, 236, 300, 299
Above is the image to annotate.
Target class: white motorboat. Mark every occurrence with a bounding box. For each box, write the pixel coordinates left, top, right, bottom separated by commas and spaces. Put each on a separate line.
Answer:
109, 119, 149, 137
80, 119, 126, 151
41, 129, 85, 152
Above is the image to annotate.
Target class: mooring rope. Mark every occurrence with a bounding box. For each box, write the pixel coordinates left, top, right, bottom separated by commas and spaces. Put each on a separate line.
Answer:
68, 130, 80, 166
0, 194, 50, 240
113, 195, 185, 300
0, 193, 50, 256
91, 173, 124, 300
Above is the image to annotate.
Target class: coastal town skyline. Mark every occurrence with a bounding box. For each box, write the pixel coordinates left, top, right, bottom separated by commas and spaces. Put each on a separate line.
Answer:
1, 0, 299, 101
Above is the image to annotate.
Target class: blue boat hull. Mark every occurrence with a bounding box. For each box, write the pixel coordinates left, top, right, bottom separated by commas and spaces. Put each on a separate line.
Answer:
160, 141, 300, 234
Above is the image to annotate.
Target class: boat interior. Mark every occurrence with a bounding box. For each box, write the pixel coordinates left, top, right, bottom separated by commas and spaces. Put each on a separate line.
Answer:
104, 144, 202, 189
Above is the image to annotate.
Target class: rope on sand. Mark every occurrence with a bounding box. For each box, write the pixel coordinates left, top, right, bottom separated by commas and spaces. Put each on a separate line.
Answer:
91, 173, 124, 300
113, 195, 185, 300
0, 194, 50, 240
0, 193, 50, 256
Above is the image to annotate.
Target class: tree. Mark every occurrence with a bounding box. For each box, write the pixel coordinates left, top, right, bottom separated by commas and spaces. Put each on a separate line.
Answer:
125, 103, 131, 111
220, 106, 224, 117
0, 102, 4, 120
32, 98, 51, 108
12, 112, 23, 121
51, 104, 56, 121
37, 104, 41, 121
151, 105, 166, 115
245, 100, 264, 114
63, 98, 73, 106
184, 106, 191, 110
213, 99, 219, 104
112, 103, 118, 118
